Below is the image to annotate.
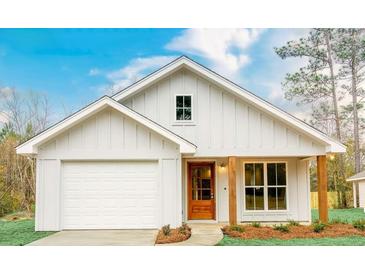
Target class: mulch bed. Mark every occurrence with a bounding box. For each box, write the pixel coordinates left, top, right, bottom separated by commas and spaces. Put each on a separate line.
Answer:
155, 225, 192, 244
222, 224, 365, 240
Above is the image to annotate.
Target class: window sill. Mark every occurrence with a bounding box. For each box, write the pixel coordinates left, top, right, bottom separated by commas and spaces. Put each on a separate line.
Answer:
172, 121, 196, 126
243, 210, 289, 214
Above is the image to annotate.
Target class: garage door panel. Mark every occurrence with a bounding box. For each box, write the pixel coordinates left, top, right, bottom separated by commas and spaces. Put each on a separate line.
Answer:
62, 161, 159, 229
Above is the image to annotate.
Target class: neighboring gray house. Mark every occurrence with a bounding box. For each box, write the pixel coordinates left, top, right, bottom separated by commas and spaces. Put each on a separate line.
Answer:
347, 171, 365, 210
16, 56, 345, 231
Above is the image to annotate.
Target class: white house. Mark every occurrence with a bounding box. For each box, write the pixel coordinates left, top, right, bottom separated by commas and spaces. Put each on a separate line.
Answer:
347, 171, 365, 210
16, 56, 346, 231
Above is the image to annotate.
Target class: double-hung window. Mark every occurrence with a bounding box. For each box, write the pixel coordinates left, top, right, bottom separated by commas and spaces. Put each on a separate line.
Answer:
175, 95, 192, 121
244, 162, 287, 211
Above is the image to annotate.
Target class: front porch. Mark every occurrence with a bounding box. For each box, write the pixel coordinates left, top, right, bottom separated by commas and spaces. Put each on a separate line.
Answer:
182, 155, 329, 225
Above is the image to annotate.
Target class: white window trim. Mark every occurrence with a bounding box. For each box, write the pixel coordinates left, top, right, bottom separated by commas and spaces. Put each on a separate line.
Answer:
242, 161, 289, 213
174, 94, 194, 124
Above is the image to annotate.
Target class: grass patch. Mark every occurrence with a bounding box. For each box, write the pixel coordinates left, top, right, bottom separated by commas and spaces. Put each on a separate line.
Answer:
311, 208, 365, 223
217, 235, 365, 246
0, 219, 55, 246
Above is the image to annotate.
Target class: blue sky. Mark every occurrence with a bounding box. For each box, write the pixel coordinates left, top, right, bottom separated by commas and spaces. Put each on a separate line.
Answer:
0, 28, 309, 122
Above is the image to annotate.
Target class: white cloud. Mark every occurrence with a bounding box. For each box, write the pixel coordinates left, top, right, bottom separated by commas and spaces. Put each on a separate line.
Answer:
166, 28, 263, 77
95, 29, 263, 95
104, 55, 178, 94
89, 68, 101, 76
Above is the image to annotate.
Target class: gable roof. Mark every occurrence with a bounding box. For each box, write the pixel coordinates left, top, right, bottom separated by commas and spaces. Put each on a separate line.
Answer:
16, 96, 197, 155
347, 171, 365, 182
112, 55, 346, 154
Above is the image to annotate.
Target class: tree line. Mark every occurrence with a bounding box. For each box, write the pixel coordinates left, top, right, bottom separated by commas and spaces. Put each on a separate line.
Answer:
0, 90, 51, 216
275, 29, 365, 207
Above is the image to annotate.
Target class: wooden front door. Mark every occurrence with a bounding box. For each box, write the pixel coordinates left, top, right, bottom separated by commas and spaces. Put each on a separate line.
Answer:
188, 162, 215, 220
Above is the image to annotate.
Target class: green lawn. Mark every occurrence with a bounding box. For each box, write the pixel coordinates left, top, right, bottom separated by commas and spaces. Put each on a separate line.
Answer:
218, 208, 365, 246
217, 235, 365, 246
0, 219, 55, 246
311, 208, 365, 223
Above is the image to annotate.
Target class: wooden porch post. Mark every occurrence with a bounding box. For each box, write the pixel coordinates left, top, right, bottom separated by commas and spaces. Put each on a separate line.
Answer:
317, 155, 328, 223
228, 156, 237, 225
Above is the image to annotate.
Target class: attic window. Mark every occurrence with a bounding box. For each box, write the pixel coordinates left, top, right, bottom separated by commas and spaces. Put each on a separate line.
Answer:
175, 95, 192, 121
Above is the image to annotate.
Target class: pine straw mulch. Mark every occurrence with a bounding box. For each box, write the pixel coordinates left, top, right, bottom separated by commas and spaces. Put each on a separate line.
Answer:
222, 224, 365, 240
155, 225, 192, 244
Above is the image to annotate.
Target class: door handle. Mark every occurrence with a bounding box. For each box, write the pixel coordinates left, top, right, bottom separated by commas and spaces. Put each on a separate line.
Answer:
211, 193, 214, 199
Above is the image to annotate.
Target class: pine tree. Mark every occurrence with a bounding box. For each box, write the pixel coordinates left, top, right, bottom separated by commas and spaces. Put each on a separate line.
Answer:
333, 28, 365, 174
275, 29, 347, 206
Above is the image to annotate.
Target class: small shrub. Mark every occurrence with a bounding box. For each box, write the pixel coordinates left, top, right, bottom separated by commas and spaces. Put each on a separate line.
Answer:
162, 224, 171, 236
313, 222, 326, 233
287, 219, 300, 226
251, 222, 261, 228
230, 224, 245, 233
352, 219, 365, 231
178, 226, 185, 234
178, 223, 191, 235
273, 224, 290, 233
181, 222, 190, 231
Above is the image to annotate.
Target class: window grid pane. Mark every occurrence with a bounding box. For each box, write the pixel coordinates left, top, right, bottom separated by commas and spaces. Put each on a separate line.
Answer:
176, 108, 184, 120
277, 163, 286, 186
277, 188, 287, 209
184, 96, 191, 107
254, 164, 264, 186
176, 96, 183, 107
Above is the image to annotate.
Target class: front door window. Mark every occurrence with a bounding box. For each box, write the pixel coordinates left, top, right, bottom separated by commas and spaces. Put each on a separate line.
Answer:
192, 166, 212, 200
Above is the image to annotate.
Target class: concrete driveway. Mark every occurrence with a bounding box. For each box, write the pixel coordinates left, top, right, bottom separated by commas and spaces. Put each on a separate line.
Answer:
28, 230, 158, 246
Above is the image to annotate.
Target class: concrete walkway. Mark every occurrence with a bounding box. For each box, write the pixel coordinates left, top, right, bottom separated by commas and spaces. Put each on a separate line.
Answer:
28, 229, 158, 246
28, 224, 223, 246
156, 223, 224, 246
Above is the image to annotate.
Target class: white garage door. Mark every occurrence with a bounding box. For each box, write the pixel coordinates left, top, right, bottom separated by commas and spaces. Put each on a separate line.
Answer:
62, 161, 159, 229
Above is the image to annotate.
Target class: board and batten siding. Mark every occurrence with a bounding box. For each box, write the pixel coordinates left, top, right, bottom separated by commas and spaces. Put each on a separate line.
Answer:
38, 108, 179, 160
35, 107, 182, 231
122, 68, 327, 157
